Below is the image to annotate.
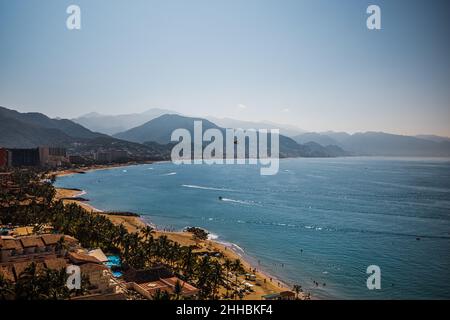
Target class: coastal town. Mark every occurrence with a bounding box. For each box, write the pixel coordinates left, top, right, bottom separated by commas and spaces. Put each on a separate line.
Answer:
0, 146, 305, 300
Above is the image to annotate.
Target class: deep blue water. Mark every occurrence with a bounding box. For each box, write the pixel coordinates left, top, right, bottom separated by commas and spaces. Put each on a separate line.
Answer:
55, 158, 450, 299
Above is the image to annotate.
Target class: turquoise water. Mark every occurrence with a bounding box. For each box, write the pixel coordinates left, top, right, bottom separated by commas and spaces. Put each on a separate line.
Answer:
106, 255, 122, 278
55, 158, 450, 299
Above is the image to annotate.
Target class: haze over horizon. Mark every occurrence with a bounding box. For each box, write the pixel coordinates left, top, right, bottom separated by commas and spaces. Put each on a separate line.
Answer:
1, 0, 449, 136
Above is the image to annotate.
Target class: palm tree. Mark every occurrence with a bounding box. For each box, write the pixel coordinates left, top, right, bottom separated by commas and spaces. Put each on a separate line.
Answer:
173, 279, 184, 300
180, 246, 196, 282
141, 225, 154, 240
0, 274, 15, 300
292, 284, 302, 299
2, 167, 254, 301
152, 289, 171, 300
210, 260, 225, 299
223, 258, 233, 297
195, 255, 213, 299
14, 263, 70, 300
14, 262, 44, 300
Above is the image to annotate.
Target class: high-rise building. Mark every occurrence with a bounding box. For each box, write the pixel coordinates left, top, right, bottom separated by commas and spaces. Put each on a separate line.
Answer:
39, 146, 68, 167
7, 148, 40, 167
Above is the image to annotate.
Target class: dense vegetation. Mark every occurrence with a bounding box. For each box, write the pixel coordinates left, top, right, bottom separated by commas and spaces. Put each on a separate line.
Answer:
0, 263, 89, 300
0, 168, 247, 300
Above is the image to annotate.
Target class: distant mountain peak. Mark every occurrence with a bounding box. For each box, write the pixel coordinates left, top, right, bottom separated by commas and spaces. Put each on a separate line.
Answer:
79, 112, 102, 118
72, 108, 180, 135
0, 106, 105, 148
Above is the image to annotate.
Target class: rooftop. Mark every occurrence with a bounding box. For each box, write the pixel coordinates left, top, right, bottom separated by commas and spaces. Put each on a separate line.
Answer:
0, 238, 21, 250
68, 252, 102, 265
44, 258, 67, 270
20, 236, 45, 248
161, 277, 199, 295
0, 234, 79, 251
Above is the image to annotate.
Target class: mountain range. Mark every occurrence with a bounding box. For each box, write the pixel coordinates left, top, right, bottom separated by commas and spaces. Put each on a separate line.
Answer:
72, 108, 179, 135
72, 108, 306, 138
0, 107, 346, 158
2, 105, 450, 158
0, 106, 106, 148
113, 114, 347, 158
293, 131, 450, 157
0, 106, 171, 160
205, 117, 305, 137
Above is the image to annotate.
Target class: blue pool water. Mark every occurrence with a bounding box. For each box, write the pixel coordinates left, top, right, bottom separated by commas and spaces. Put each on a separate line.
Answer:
55, 157, 450, 299
105, 255, 122, 277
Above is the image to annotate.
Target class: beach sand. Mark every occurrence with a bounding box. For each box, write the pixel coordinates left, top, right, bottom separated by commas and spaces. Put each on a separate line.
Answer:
52, 162, 146, 178
54, 170, 306, 300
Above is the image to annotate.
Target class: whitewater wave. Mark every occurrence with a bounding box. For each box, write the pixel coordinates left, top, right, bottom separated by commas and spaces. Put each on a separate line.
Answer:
218, 241, 245, 254
182, 184, 236, 192
230, 243, 245, 253
76, 190, 87, 197
207, 233, 219, 240
162, 172, 177, 176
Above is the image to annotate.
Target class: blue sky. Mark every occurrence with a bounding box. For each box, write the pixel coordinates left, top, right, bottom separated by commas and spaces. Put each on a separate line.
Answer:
0, 0, 449, 136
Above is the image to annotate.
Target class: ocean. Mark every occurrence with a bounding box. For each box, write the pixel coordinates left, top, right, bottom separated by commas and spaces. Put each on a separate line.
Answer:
55, 157, 450, 299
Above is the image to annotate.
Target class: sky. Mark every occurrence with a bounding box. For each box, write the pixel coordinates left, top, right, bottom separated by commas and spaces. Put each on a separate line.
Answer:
0, 0, 449, 136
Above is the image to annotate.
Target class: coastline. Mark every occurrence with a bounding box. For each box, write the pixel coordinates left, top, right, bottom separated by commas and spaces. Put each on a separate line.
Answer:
52, 161, 154, 178
54, 163, 306, 299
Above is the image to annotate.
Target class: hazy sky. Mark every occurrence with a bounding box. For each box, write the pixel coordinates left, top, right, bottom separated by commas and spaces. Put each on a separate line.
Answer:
1, 0, 449, 136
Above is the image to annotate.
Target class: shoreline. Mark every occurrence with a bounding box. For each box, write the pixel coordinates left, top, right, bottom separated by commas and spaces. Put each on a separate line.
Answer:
53, 163, 308, 300
52, 161, 155, 178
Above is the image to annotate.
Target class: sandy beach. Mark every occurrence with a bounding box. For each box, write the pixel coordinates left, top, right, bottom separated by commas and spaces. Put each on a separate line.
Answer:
52, 162, 151, 177
54, 181, 305, 300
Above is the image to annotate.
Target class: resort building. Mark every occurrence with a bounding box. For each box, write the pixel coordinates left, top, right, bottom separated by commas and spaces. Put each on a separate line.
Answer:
123, 266, 199, 299
0, 147, 68, 167
7, 148, 40, 167
0, 234, 123, 299
0, 233, 202, 300
262, 290, 296, 300
67, 252, 113, 295
0, 234, 79, 264
39, 146, 69, 167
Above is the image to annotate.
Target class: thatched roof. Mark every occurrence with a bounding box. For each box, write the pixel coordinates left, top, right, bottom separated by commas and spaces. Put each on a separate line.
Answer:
20, 236, 45, 248
44, 258, 67, 271
0, 237, 21, 250
87, 249, 108, 263
68, 252, 102, 265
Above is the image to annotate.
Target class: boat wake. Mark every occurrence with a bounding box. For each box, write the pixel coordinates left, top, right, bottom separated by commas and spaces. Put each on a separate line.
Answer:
220, 198, 261, 206
182, 184, 236, 192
